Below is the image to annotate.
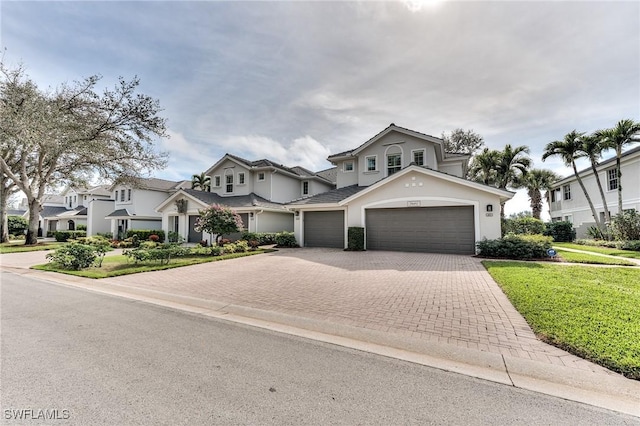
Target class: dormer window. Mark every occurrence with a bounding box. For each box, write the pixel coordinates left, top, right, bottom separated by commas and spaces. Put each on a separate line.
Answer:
412, 149, 425, 166
365, 156, 377, 172
238, 172, 245, 185
120, 189, 125, 202
344, 161, 354, 172
258, 172, 265, 181
225, 174, 234, 193
214, 175, 221, 187
387, 153, 402, 176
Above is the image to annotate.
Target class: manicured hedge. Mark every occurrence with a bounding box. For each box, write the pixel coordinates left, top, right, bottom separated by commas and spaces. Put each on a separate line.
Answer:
347, 227, 365, 251
54, 231, 87, 242
476, 234, 553, 259
543, 221, 575, 242
126, 229, 165, 242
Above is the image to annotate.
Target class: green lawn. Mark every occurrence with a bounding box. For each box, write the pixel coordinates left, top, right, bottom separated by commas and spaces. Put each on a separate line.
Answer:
554, 242, 640, 259
483, 261, 640, 379
0, 241, 65, 254
555, 248, 637, 266
32, 250, 269, 279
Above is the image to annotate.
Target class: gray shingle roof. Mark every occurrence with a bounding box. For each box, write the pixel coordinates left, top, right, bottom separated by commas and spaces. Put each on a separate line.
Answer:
41, 206, 70, 218
106, 209, 133, 218
315, 167, 337, 184
8, 209, 26, 216
224, 153, 331, 182
287, 185, 366, 205
183, 188, 287, 210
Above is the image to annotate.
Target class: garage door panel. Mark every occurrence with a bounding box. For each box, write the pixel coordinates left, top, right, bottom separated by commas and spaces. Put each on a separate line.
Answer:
366, 207, 475, 254
304, 211, 344, 248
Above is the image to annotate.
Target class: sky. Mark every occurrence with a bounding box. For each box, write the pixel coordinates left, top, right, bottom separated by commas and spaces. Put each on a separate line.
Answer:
2, 0, 639, 217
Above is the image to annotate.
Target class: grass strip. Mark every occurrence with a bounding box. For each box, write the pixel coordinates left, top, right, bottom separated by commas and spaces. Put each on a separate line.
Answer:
554, 242, 640, 259
32, 250, 271, 279
483, 261, 640, 379
0, 242, 65, 254
555, 249, 637, 266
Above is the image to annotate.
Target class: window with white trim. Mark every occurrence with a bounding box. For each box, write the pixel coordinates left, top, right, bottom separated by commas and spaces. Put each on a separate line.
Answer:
344, 161, 354, 172
214, 175, 221, 187
365, 156, 377, 172
258, 172, 265, 181
127, 189, 132, 201
387, 153, 402, 175
562, 184, 571, 200
412, 149, 425, 166
120, 190, 125, 202
225, 174, 234, 193
607, 168, 618, 191
238, 172, 245, 185
302, 181, 309, 196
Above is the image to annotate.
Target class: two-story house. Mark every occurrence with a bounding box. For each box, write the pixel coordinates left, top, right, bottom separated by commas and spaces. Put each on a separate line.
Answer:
288, 124, 514, 254
42, 185, 112, 234
156, 154, 335, 243
107, 178, 184, 239
548, 145, 640, 238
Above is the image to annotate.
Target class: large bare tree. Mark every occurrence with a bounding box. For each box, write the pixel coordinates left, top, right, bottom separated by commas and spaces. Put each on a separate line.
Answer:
0, 63, 168, 244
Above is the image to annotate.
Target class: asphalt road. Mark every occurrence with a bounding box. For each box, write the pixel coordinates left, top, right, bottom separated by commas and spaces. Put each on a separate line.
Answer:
1, 271, 638, 426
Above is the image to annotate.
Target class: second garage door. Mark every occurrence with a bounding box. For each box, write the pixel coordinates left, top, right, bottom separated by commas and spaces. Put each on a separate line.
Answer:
366, 206, 475, 254
304, 211, 344, 248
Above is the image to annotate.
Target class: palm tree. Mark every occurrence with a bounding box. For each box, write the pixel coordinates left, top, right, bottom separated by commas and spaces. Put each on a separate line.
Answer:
595, 119, 640, 215
495, 144, 531, 218
468, 148, 500, 185
513, 169, 561, 220
542, 130, 603, 230
191, 173, 211, 192
577, 133, 611, 222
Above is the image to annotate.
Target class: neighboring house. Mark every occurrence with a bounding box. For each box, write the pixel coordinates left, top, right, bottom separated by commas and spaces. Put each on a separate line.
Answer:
549, 145, 640, 238
107, 178, 183, 239
157, 154, 334, 243
288, 124, 514, 254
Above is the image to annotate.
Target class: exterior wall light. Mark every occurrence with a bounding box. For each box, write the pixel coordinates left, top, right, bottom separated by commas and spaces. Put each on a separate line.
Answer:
486, 204, 493, 212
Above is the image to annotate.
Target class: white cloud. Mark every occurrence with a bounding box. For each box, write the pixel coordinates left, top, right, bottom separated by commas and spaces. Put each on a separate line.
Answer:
218, 134, 333, 172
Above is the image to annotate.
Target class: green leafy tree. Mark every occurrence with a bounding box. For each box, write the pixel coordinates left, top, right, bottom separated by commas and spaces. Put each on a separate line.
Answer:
0, 62, 168, 245
543, 130, 603, 231
495, 144, 531, 219
194, 204, 244, 246
513, 168, 561, 220
191, 172, 211, 192
596, 119, 640, 215
7, 214, 27, 236
468, 148, 500, 185
441, 128, 485, 154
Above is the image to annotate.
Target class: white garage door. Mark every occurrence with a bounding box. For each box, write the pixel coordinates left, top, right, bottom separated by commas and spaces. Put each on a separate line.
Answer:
366, 206, 475, 254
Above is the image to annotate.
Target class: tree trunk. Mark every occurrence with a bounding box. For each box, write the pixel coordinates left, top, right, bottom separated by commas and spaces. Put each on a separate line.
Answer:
572, 162, 602, 231
0, 202, 8, 243
529, 189, 542, 220
616, 149, 623, 215
25, 198, 41, 245
589, 158, 611, 223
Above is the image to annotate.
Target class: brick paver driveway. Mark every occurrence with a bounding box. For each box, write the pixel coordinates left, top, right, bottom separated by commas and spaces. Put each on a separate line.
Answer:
103, 248, 607, 372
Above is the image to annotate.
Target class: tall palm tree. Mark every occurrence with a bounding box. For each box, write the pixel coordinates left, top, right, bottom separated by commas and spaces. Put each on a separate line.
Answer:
577, 133, 611, 222
595, 119, 640, 215
468, 148, 500, 186
191, 172, 211, 192
495, 144, 531, 218
542, 130, 603, 230
513, 169, 561, 220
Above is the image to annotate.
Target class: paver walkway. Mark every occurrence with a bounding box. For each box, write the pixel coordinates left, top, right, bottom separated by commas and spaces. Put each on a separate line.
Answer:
81, 248, 613, 374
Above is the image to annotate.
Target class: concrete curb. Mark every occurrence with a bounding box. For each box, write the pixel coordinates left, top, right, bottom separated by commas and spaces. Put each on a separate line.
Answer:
6, 267, 639, 418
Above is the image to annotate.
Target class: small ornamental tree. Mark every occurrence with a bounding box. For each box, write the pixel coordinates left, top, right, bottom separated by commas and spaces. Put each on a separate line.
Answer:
194, 204, 243, 246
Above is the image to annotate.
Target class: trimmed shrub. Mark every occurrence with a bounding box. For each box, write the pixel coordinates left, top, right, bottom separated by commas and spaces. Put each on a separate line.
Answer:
123, 243, 189, 265
476, 234, 552, 259
46, 242, 97, 270
241, 232, 277, 245
76, 224, 87, 231
275, 232, 297, 248
543, 221, 575, 242
235, 240, 250, 253
8, 215, 28, 235
502, 217, 545, 236
619, 240, 640, 251
75, 236, 111, 267
609, 210, 640, 241
347, 227, 365, 251
54, 230, 87, 242
126, 229, 165, 243
167, 231, 181, 243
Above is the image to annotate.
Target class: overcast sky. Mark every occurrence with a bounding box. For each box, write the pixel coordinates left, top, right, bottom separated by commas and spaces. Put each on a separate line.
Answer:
2, 1, 639, 216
